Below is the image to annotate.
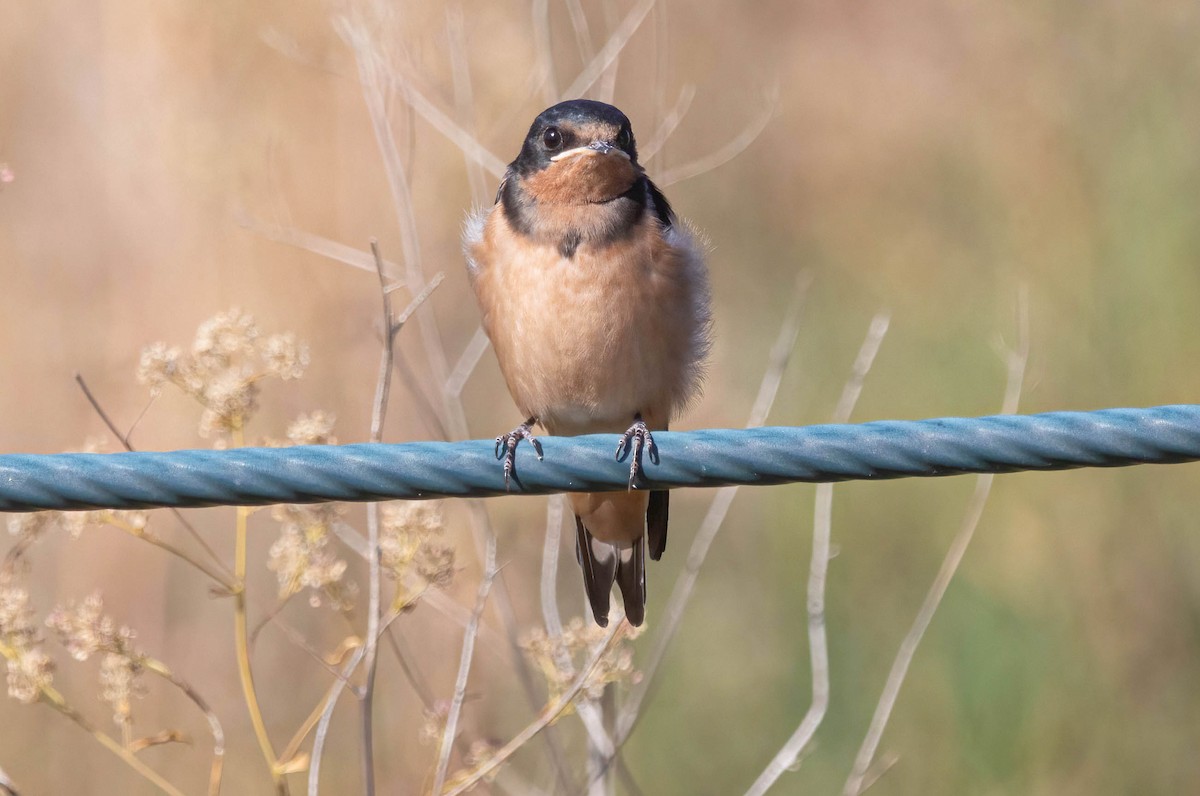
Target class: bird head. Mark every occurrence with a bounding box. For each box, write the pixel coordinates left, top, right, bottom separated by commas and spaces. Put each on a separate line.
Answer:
508, 99, 641, 206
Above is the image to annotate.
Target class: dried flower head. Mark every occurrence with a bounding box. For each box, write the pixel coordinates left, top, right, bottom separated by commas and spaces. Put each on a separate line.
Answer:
56, 509, 149, 541
522, 617, 643, 704
45, 593, 144, 727
197, 370, 260, 438
286, 411, 337, 446
379, 502, 455, 611
45, 592, 137, 661
135, 342, 183, 397
136, 309, 311, 442
100, 652, 143, 727
261, 333, 310, 381
419, 699, 451, 745
0, 574, 53, 703
6, 513, 51, 543
192, 308, 259, 367
267, 504, 354, 609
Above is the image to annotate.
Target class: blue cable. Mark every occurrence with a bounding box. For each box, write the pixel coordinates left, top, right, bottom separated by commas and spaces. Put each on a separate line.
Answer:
1, 405, 1197, 512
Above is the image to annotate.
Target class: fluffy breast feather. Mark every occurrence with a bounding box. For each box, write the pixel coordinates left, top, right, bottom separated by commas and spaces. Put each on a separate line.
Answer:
464, 205, 710, 435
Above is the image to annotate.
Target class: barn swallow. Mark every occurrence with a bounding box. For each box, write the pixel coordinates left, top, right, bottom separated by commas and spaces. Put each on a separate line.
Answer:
463, 99, 711, 627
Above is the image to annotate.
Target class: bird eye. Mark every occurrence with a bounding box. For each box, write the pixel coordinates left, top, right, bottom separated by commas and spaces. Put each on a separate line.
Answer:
617, 127, 632, 151
542, 126, 562, 149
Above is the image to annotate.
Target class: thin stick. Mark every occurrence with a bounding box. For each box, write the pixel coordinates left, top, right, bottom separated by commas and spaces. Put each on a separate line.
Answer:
562, 0, 657, 99
746, 311, 891, 796
37, 683, 187, 796
538, 496, 616, 769
445, 4, 488, 207
142, 657, 226, 796
340, 19, 573, 788
233, 503, 286, 793
842, 290, 1029, 796
616, 271, 812, 741
432, 533, 498, 794
359, 239, 404, 795
74, 374, 234, 586
233, 212, 405, 277
657, 86, 778, 186
564, 0, 595, 63
445, 327, 491, 400
593, 2, 621, 105
641, 84, 696, 164
532, 0, 558, 105
307, 643, 364, 796
441, 620, 627, 796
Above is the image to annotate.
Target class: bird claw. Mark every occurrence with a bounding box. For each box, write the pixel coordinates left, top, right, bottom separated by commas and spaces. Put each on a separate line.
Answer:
615, 416, 657, 489
495, 418, 542, 490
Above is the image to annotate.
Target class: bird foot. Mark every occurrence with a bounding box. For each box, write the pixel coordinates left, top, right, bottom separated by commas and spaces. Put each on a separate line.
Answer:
615, 415, 659, 488
495, 417, 543, 490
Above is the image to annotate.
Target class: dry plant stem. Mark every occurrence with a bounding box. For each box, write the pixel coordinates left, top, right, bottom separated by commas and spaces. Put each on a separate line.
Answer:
562, 0, 657, 99
614, 271, 812, 746
538, 497, 616, 773
745, 311, 891, 796
308, 643, 365, 796
445, 327, 491, 400
532, 0, 558, 104
843, 290, 1029, 796
232, 212, 405, 277
339, 15, 624, 786
340, 21, 456, 427
105, 516, 234, 593
441, 620, 627, 796
445, 5, 488, 207
231, 429, 286, 795
432, 533, 498, 795
359, 238, 404, 796
143, 657, 226, 796
74, 373, 234, 586
37, 683, 187, 796
564, 0, 595, 62
657, 86, 779, 187
641, 85, 696, 164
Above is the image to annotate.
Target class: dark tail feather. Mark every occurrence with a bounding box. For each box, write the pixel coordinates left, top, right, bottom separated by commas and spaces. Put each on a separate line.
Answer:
614, 538, 646, 626
575, 515, 616, 627
647, 491, 669, 561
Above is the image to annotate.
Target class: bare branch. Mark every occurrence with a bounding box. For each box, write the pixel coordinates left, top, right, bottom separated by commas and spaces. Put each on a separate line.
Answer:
441, 620, 627, 796
613, 270, 812, 755
234, 212, 405, 278
746, 311, 890, 795
532, 0, 558, 105
142, 657, 226, 796
656, 85, 779, 186
445, 5, 489, 207
641, 84, 696, 164
73, 374, 234, 586
562, 0, 656, 99
564, 0, 595, 63
446, 326, 491, 400
432, 532, 498, 795
307, 642, 364, 796
842, 290, 1029, 796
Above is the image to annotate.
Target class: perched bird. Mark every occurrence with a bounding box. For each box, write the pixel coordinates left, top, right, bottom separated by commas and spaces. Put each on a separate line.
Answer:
463, 99, 711, 627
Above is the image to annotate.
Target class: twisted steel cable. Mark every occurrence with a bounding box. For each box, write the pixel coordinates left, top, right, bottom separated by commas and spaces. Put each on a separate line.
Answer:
1, 405, 1198, 512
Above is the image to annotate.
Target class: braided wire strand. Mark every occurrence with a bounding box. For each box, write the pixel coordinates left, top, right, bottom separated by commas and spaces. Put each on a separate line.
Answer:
1, 405, 1198, 512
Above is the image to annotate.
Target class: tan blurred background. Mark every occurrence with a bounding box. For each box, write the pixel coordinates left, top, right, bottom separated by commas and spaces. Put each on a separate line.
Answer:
3, 0, 1200, 793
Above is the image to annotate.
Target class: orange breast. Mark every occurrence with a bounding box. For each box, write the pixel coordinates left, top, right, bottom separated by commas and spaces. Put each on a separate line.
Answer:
468, 208, 704, 435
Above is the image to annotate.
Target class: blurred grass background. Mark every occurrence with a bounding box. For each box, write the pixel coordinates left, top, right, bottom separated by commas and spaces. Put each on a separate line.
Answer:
3, 0, 1200, 793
